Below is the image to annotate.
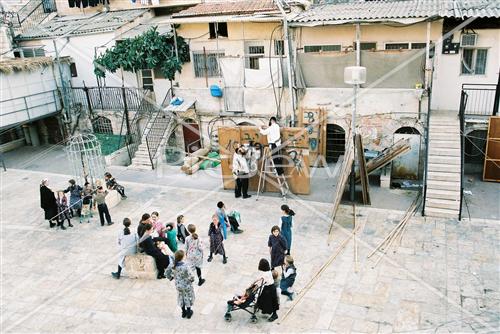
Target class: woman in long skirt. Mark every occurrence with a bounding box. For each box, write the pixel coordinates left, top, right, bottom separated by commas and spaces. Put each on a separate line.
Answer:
166, 250, 195, 319
256, 258, 279, 322
208, 214, 227, 264
185, 224, 205, 286
280, 204, 295, 254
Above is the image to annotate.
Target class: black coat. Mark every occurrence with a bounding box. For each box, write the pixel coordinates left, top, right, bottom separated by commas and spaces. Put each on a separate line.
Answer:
257, 284, 279, 314
139, 235, 170, 271
40, 185, 58, 220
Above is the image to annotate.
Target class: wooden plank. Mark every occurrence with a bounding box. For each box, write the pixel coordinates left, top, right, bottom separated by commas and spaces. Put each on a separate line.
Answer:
217, 126, 241, 190
355, 138, 411, 182
298, 108, 326, 167
218, 126, 311, 194
356, 134, 371, 205
483, 116, 500, 182
328, 130, 354, 237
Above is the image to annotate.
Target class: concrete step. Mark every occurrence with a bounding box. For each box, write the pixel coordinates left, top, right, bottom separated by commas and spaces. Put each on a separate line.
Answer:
425, 207, 459, 219
428, 163, 461, 173
426, 189, 461, 201
429, 128, 460, 135
429, 147, 461, 157
131, 157, 151, 163
426, 179, 460, 191
429, 133, 461, 141
430, 140, 460, 149
134, 152, 150, 157
427, 155, 460, 165
426, 198, 460, 210
129, 164, 153, 171
427, 171, 461, 182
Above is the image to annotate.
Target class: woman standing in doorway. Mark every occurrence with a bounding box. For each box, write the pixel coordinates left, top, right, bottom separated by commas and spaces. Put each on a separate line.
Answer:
40, 179, 58, 228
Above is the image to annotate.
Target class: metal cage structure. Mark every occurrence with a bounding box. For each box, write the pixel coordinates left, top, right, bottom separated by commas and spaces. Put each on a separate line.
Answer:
65, 133, 106, 187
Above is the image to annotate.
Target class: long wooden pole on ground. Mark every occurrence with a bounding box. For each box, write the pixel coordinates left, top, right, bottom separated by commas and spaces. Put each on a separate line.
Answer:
353, 202, 358, 273
279, 223, 362, 324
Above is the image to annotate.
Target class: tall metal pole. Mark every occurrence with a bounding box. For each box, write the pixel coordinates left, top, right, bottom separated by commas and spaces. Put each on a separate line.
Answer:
53, 39, 70, 130
122, 86, 132, 161
350, 23, 361, 202
275, 0, 295, 126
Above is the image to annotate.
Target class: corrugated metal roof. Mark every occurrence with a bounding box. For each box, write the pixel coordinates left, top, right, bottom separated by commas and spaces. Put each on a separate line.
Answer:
117, 16, 172, 39
18, 10, 148, 40
291, 0, 500, 24
171, 0, 279, 18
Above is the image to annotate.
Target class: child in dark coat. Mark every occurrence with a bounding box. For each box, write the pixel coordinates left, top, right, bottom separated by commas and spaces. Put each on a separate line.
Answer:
268, 226, 288, 270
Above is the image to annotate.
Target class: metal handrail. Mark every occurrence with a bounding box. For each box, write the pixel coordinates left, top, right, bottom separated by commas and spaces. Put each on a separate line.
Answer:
421, 88, 431, 216
12, 0, 56, 34
460, 83, 497, 117
0, 89, 58, 103
144, 88, 173, 169
458, 90, 468, 221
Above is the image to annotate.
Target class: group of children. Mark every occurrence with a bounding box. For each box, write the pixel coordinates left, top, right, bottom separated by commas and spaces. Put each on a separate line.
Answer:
51, 173, 127, 230
110, 202, 297, 322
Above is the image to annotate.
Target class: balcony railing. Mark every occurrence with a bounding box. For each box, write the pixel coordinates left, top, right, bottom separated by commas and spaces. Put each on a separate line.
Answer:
0, 90, 61, 130
460, 83, 498, 117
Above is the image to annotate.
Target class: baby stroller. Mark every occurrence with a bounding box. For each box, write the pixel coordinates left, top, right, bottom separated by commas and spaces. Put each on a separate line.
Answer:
224, 278, 265, 323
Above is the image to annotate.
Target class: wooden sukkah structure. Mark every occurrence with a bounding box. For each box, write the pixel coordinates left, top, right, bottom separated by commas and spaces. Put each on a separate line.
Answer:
218, 126, 310, 195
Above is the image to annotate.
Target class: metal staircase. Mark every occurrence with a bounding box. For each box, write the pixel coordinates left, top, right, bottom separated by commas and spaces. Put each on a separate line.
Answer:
9, 0, 56, 36
424, 112, 461, 218
129, 89, 176, 170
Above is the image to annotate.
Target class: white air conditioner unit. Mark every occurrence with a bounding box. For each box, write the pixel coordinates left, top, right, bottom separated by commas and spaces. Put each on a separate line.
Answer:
460, 34, 477, 47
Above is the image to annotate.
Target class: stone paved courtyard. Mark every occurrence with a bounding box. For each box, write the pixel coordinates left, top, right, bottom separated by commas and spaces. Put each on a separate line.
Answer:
1, 168, 499, 333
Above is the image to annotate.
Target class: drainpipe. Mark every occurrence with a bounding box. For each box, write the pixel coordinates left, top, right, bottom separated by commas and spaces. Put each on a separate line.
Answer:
350, 23, 361, 202
275, 0, 295, 126
424, 21, 431, 90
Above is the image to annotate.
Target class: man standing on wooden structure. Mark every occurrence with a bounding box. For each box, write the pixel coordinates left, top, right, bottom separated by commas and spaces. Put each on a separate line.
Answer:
232, 147, 252, 199
259, 117, 284, 175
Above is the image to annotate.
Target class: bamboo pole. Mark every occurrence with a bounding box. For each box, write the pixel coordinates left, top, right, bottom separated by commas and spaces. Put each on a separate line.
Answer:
369, 195, 421, 268
353, 202, 358, 273
279, 225, 361, 324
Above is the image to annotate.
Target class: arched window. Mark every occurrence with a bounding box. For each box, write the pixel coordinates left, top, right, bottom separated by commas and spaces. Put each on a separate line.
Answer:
326, 124, 345, 163
92, 116, 113, 134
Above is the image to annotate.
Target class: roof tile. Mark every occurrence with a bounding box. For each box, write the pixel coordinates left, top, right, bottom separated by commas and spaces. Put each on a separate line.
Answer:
172, 0, 278, 18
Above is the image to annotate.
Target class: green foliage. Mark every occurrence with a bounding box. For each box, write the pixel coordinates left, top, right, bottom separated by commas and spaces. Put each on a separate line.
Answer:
94, 27, 189, 81
94, 133, 126, 156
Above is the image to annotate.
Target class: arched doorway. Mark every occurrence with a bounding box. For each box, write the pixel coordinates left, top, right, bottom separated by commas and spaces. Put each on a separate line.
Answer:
238, 121, 255, 126
92, 116, 113, 134
464, 130, 486, 164
391, 127, 421, 181
326, 124, 345, 163
182, 118, 201, 153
